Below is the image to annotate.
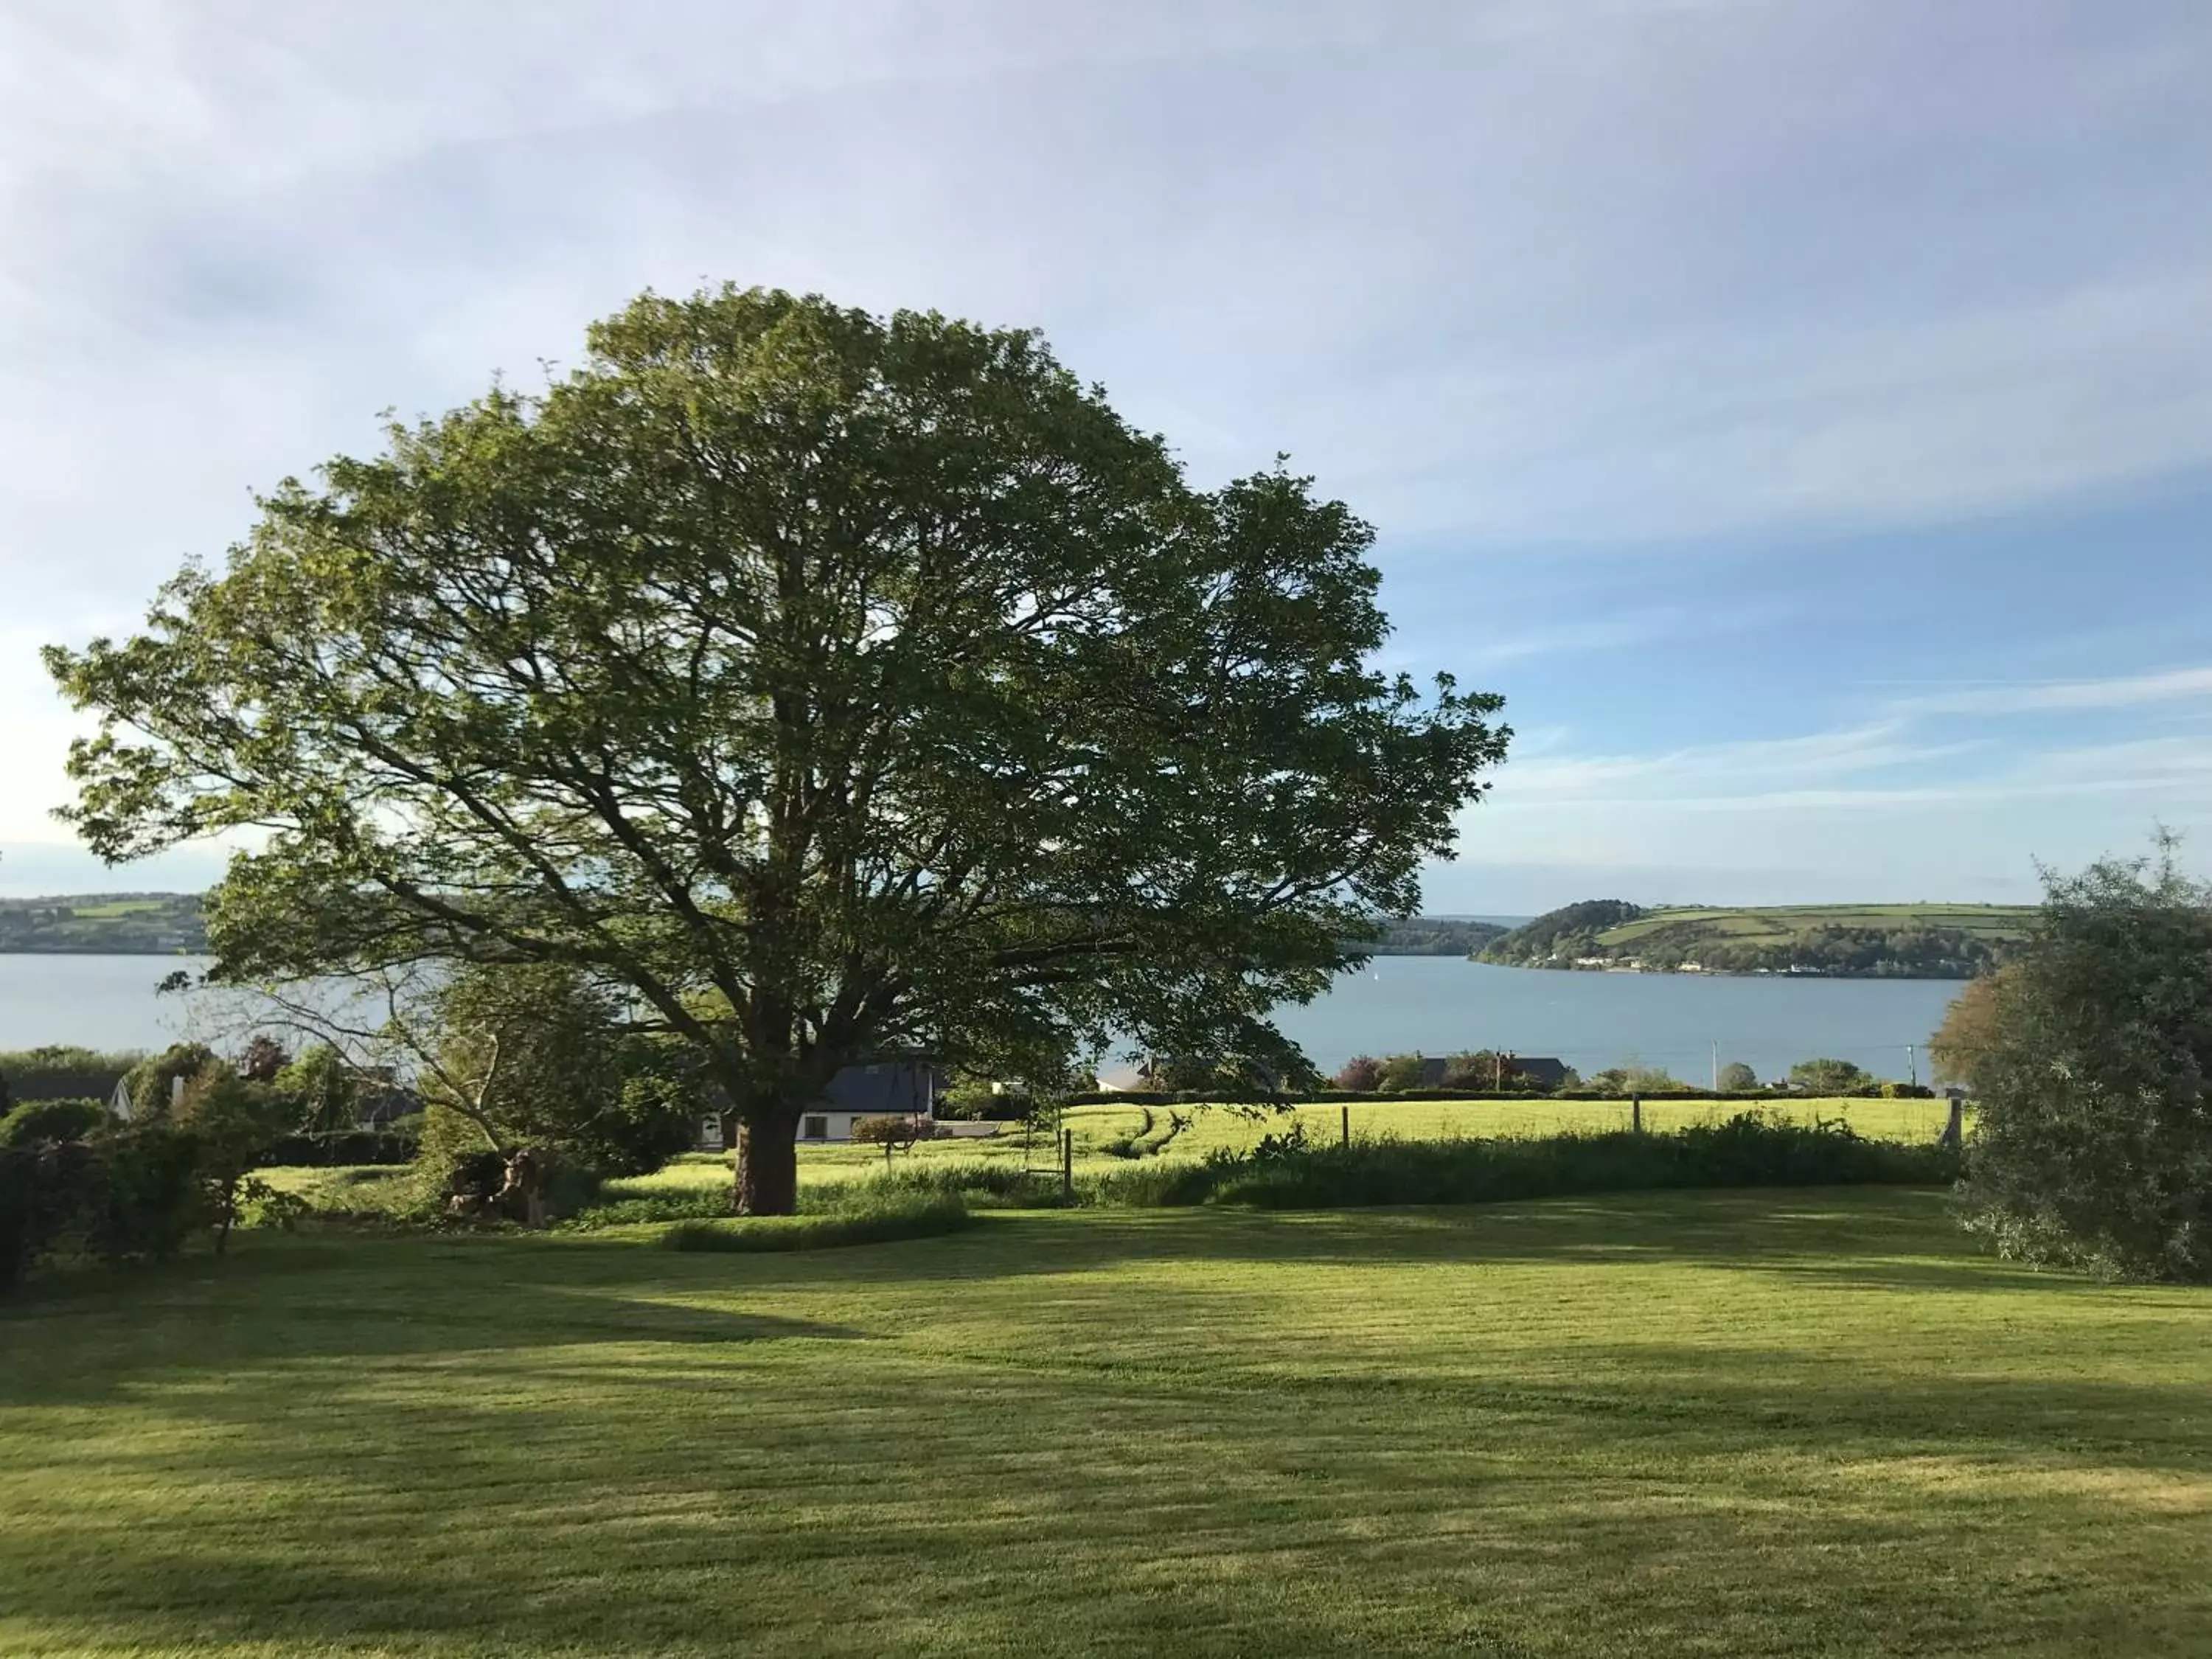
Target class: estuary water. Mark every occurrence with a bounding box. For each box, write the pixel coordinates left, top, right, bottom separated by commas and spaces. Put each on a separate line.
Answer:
0, 953, 1965, 1085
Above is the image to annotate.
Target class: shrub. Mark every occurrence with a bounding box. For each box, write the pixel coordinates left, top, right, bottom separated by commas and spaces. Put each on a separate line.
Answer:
119, 1043, 219, 1120
271, 1043, 358, 1135
1200, 1115, 1958, 1211
0, 1046, 142, 1105
938, 1081, 1029, 1120
1587, 1065, 1691, 1096
174, 1062, 298, 1253
0, 1098, 107, 1148
661, 1192, 969, 1252
1929, 969, 2014, 1095
1334, 1055, 1385, 1091
1374, 1053, 1430, 1092
1790, 1057, 1874, 1094
257, 1132, 415, 1166
1717, 1061, 1760, 1093
559, 1190, 735, 1230
850, 1113, 929, 1149
1961, 842, 2212, 1281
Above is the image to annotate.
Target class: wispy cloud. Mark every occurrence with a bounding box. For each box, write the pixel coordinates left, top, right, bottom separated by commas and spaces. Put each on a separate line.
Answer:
1891, 664, 2212, 716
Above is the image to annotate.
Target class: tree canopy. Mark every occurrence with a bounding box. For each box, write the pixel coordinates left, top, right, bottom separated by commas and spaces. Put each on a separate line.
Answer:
46, 286, 1508, 1211
1960, 841, 2212, 1281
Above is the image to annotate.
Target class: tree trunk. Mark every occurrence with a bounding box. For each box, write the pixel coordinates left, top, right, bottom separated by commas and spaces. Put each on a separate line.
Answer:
734, 1107, 801, 1216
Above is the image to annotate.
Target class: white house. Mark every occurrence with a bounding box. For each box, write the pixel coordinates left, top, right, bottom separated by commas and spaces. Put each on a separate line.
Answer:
695, 1056, 943, 1148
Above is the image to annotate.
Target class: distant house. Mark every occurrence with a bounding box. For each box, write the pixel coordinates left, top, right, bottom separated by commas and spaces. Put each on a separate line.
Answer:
353, 1069, 420, 1130
695, 1055, 944, 1149
1513, 1056, 1571, 1091
1448, 1054, 1571, 1090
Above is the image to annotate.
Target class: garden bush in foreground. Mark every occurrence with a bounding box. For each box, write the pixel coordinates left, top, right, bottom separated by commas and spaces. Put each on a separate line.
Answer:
1961, 843, 2212, 1281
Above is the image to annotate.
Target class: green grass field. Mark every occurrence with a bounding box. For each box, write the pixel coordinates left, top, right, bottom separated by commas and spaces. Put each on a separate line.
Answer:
3, 1189, 2208, 1656
585, 1097, 1963, 1205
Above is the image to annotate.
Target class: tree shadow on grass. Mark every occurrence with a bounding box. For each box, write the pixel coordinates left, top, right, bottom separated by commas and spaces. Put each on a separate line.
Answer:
4, 1310, 2211, 1659
0, 1244, 869, 1412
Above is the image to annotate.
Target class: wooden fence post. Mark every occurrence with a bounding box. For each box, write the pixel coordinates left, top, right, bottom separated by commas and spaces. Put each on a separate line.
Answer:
1061, 1128, 1074, 1201
1341, 1104, 1350, 1146
1632, 1094, 1643, 1134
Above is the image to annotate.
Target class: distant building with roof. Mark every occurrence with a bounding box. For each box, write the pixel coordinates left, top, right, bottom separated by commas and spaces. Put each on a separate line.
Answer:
695, 1054, 944, 1148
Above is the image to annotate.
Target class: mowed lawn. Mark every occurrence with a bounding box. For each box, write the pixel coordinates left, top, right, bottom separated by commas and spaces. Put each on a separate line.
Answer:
4, 1191, 2210, 1657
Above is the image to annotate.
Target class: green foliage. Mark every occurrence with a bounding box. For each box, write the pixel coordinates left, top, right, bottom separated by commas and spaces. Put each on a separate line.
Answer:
1437, 1050, 1544, 1092
1790, 1057, 1875, 1094
0, 1098, 106, 1148
234, 1034, 291, 1084
173, 1062, 296, 1253
271, 1043, 358, 1134
121, 1043, 217, 1120
1332, 1054, 1384, 1091
1479, 900, 1646, 965
1, 1125, 204, 1287
416, 964, 696, 1186
1374, 1053, 1430, 1092
1343, 917, 1509, 956
0, 1046, 141, 1105
46, 283, 1508, 1214
256, 1132, 414, 1166
1587, 1064, 1689, 1096
1185, 1116, 1958, 1210
1717, 1061, 1760, 1092
849, 1114, 926, 1147
1961, 841, 2212, 1281
1929, 968, 2013, 1092
659, 1192, 970, 1253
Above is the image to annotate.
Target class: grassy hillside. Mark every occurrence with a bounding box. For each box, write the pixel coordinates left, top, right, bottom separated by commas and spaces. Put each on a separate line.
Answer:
1482, 900, 2034, 978
7, 1190, 2208, 1657
0, 892, 205, 954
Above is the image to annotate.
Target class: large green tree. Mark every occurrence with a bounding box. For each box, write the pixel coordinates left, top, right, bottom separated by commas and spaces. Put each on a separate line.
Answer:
45, 286, 1508, 1213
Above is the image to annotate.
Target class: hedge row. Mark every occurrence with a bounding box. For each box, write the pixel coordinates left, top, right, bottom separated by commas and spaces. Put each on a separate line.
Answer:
1065, 1085, 1938, 1107
256, 1133, 417, 1166
1, 1129, 203, 1288
1078, 1113, 1961, 1210
0, 1053, 136, 1104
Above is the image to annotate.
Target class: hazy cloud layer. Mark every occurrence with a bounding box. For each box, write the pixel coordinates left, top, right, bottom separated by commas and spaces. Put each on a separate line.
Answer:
4, 1, 2208, 901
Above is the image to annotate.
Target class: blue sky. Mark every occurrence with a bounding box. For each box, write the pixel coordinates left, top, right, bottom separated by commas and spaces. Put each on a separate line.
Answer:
2, 1, 2208, 910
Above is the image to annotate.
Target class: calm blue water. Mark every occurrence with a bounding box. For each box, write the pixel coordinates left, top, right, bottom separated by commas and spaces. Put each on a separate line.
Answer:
0, 953, 1965, 1085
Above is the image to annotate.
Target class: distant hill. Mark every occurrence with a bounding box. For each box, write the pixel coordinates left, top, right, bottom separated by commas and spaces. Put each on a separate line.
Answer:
1349, 917, 1512, 956
1478, 900, 2033, 978
0, 893, 206, 954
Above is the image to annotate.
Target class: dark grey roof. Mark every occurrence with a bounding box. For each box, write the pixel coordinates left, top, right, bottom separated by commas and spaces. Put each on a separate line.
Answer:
820, 1060, 942, 1115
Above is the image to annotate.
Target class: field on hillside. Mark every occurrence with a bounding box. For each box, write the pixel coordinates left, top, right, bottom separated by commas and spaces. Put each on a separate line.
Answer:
4, 1190, 2208, 1657
1601, 902, 2031, 949
1481, 899, 2035, 977
0, 892, 206, 954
